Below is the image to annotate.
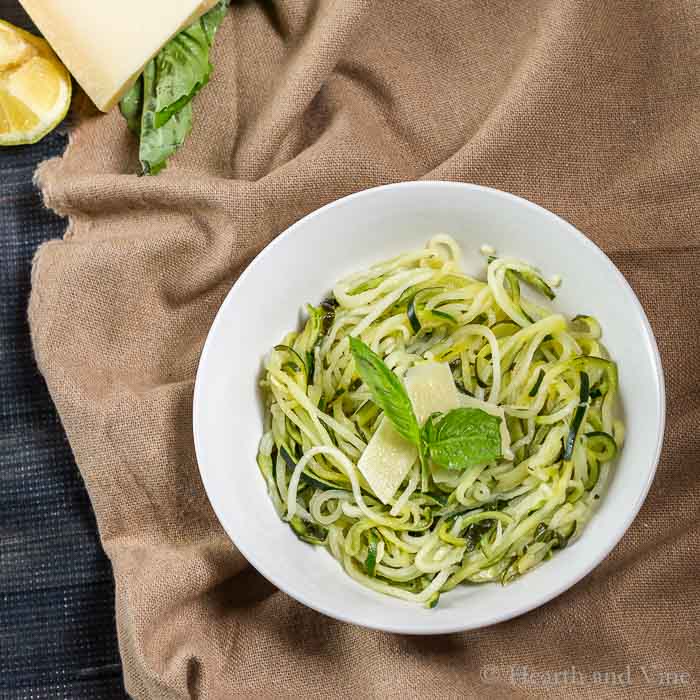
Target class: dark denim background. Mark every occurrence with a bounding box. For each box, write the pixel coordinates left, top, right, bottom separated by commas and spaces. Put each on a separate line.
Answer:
0, 5, 127, 698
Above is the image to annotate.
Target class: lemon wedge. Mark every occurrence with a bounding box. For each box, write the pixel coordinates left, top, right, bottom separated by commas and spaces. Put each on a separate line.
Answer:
0, 19, 71, 146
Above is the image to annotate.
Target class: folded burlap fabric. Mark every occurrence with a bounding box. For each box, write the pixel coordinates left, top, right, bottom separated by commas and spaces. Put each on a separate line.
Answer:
28, 1, 699, 698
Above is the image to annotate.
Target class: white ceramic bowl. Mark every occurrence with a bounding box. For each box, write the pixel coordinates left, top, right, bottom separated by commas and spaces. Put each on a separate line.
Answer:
193, 182, 664, 634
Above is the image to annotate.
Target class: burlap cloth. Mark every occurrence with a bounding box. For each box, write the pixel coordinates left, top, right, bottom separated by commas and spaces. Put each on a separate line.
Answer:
28, 1, 699, 698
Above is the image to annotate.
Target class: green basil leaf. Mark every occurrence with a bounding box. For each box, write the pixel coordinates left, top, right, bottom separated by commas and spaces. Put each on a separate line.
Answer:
423, 407, 502, 470
349, 337, 421, 448
421, 413, 439, 445
153, 0, 230, 128
119, 76, 143, 135
137, 60, 193, 175
200, 0, 231, 43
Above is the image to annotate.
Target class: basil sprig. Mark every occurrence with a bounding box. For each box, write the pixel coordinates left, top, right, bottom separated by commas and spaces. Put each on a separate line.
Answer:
349, 338, 503, 477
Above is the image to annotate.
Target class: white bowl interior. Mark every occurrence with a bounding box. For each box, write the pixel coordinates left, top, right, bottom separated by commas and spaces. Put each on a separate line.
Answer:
193, 182, 664, 634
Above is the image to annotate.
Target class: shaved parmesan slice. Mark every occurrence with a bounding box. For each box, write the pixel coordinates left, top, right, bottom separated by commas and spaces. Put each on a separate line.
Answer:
403, 362, 461, 423
357, 419, 418, 505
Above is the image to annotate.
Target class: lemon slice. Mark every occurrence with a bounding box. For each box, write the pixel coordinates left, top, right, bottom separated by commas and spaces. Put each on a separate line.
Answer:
0, 19, 71, 146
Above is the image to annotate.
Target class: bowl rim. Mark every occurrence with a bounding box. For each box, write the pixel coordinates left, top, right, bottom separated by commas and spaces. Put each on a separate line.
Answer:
193, 181, 666, 634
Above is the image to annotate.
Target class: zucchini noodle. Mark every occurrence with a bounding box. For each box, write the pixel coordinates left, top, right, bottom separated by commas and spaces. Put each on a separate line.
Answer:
256, 236, 622, 606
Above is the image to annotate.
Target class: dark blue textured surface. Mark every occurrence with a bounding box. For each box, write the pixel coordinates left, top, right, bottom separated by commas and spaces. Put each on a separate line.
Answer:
0, 131, 127, 698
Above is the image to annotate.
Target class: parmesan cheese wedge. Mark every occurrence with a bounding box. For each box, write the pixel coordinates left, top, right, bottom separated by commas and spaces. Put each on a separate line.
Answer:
356, 419, 418, 506
403, 362, 461, 423
357, 362, 461, 504
18, 0, 219, 111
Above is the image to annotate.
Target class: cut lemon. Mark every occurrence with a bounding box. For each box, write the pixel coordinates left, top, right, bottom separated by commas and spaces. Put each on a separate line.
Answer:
0, 19, 71, 146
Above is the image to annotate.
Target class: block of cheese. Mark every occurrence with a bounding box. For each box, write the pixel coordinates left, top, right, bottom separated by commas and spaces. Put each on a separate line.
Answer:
357, 362, 461, 504
18, 0, 219, 111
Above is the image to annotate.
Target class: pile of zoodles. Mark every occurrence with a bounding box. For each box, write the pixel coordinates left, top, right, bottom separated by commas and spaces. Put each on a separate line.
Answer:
256, 235, 623, 607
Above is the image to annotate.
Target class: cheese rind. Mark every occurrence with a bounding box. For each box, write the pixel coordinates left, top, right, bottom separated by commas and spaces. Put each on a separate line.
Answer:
18, 0, 219, 111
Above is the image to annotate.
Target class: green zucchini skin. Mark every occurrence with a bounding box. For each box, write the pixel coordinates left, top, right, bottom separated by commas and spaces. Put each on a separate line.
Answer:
406, 288, 457, 333
564, 371, 590, 461
529, 369, 545, 397
274, 344, 308, 385
365, 531, 379, 576
585, 431, 617, 462
407, 295, 421, 333
289, 516, 327, 545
